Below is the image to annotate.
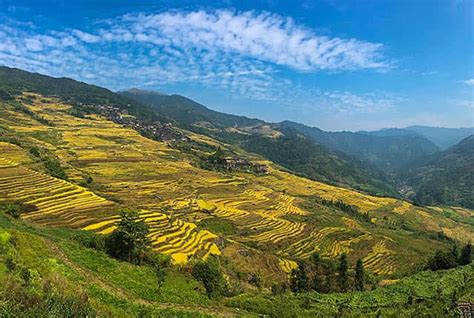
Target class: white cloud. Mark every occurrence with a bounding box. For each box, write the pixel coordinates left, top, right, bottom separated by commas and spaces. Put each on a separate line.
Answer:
463, 79, 474, 86
110, 10, 389, 71
0, 10, 394, 116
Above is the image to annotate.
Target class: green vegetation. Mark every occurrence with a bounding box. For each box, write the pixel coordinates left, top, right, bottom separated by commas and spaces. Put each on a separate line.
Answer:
105, 210, 151, 264
198, 217, 236, 236
0, 203, 22, 219
405, 136, 474, 208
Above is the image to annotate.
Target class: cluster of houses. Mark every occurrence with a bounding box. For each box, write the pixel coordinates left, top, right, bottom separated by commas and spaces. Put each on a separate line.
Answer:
95, 105, 189, 142
223, 156, 268, 174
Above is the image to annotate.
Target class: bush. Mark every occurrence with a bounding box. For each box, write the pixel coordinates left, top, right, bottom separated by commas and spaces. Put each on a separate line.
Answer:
0, 203, 22, 218
105, 209, 151, 264
192, 258, 226, 298
42, 157, 68, 180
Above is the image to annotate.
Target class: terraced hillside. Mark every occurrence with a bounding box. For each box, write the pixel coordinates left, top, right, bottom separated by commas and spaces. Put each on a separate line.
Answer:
1, 93, 473, 280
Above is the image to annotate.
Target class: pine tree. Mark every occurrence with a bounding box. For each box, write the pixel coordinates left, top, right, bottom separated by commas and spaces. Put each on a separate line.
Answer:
338, 253, 348, 292
355, 258, 365, 291
290, 262, 310, 292
459, 242, 472, 265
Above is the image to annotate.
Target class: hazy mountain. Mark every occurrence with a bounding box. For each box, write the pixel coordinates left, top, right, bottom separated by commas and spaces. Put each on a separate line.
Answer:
368, 126, 474, 150
404, 135, 474, 208
278, 120, 440, 172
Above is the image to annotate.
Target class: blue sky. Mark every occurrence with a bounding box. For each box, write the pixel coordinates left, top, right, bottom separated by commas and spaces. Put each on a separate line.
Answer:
0, 0, 472, 131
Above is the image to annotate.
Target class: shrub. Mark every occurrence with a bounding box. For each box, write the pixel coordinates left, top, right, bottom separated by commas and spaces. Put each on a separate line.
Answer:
0, 203, 22, 218
105, 209, 151, 264
192, 258, 226, 298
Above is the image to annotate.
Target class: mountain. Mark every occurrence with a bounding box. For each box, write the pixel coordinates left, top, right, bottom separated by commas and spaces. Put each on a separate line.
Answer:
121, 89, 399, 196
1, 66, 473, 317
121, 88, 263, 128
404, 135, 474, 208
278, 120, 440, 172
368, 126, 474, 150
0, 66, 169, 123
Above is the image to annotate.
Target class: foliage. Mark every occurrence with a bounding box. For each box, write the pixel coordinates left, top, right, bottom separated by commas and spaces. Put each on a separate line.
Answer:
105, 209, 151, 264
338, 253, 349, 292
290, 262, 310, 293
355, 259, 365, 291
0, 203, 22, 219
191, 258, 226, 298
459, 242, 472, 266
42, 156, 68, 180
427, 250, 459, 271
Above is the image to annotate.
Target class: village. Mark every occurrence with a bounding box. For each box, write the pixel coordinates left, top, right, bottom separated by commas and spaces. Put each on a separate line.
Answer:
94, 104, 189, 143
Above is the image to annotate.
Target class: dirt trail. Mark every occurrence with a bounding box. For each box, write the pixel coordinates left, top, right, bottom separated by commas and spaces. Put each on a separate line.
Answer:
46, 240, 252, 317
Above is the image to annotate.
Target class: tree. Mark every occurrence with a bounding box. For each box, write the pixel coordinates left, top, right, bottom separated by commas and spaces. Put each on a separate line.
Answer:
338, 253, 349, 291
105, 210, 150, 264
311, 253, 324, 292
192, 258, 225, 298
427, 251, 458, 271
323, 261, 336, 293
152, 254, 170, 291
450, 243, 459, 261
459, 242, 472, 265
354, 259, 365, 291
290, 261, 310, 293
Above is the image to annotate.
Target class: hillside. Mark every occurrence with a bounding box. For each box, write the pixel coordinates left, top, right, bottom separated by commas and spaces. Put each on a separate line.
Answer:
404, 135, 474, 208
1, 212, 472, 317
278, 120, 440, 172
121, 89, 398, 196
0, 69, 473, 316
121, 89, 263, 128
0, 78, 472, 276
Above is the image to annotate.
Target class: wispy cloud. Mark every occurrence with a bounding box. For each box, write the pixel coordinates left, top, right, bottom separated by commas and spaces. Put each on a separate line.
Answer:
463, 79, 474, 86
0, 9, 393, 114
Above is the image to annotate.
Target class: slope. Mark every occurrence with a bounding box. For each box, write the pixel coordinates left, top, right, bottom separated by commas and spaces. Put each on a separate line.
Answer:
369, 126, 474, 150
121, 89, 399, 196
1, 211, 472, 317
404, 135, 474, 208
279, 120, 440, 172
1, 89, 473, 281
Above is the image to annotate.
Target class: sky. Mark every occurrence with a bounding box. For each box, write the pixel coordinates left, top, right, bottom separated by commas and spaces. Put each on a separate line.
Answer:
0, 0, 473, 131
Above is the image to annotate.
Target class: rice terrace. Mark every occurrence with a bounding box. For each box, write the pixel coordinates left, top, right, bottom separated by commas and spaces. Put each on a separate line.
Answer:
0, 1, 473, 317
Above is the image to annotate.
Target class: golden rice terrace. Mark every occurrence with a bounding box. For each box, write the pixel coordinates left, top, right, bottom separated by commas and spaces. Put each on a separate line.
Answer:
0, 93, 472, 279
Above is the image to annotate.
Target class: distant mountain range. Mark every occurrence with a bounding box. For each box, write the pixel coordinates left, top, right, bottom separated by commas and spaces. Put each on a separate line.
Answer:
366, 126, 474, 150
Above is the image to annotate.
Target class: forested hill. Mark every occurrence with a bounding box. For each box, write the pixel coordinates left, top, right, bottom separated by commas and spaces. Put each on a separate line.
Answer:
0, 66, 168, 123
278, 120, 440, 172
404, 135, 474, 208
121, 88, 263, 128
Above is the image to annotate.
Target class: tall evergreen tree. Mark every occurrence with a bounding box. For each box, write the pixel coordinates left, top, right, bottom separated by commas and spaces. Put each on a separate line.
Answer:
323, 261, 336, 293
290, 261, 310, 292
459, 242, 472, 265
354, 259, 365, 291
338, 253, 349, 292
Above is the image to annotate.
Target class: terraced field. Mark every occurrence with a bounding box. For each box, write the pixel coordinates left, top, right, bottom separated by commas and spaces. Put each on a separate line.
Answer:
0, 152, 115, 228
362, 240, 396, 275
1, 94, 473, 277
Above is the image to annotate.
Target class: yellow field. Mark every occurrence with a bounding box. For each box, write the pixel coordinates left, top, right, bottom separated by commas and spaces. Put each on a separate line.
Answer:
1, 94, 472, 276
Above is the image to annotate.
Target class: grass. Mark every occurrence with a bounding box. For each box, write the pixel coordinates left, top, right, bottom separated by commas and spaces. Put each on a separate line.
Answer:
198, 217, 237, 236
